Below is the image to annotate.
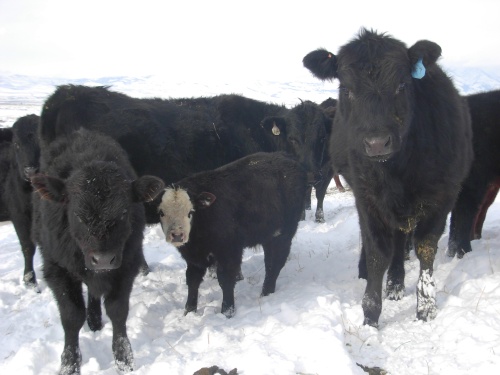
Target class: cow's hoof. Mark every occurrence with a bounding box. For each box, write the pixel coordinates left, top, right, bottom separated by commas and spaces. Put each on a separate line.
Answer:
386, 282, 405, 300
23, 272, 40, 293
113, 336, 134, 373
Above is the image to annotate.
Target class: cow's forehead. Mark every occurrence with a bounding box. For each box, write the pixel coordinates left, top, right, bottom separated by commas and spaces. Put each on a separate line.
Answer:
70, 165, 131, 211
160, 188, 192, 217
290, 103, 325, 130
337, 36, 409, 82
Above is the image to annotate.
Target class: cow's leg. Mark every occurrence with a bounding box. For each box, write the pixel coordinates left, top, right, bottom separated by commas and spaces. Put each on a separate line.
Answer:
104, 276, 135, 373
216, 252, 243, 318
386, 230, 407, 300
358, 244, 367, 280
11, 214, 38, 290
448, 178, 489, 258
359, 218, 392, 327
137, 250, 150, 276
44, 263, 85, 375
314, 169, 334, 223
304, 186, 312, 211
86, 294, 103, 331
261, 235, 293, 296
185, 263, 206, 315
333, 174, 346, 192
413, 212, 448, 322
473, 183, 499, 240
404, 232, 414, 260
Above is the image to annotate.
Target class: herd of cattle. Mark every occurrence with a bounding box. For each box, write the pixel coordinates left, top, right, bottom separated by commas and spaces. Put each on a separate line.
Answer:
1, 29, 499, 373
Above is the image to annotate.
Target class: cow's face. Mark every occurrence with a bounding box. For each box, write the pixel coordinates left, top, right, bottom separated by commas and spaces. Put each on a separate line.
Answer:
31, 163, 164, 271
12, 115, 40, 180
158, 187, 215, 247
261, 102, 327, 184
303, 29, 442, 162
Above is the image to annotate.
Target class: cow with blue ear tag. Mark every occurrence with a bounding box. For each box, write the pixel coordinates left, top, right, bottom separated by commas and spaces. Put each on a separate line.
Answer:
303, 28, 473, 327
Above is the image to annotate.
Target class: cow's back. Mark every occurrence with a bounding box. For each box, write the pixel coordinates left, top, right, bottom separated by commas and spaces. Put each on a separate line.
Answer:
180, 152, 307, 249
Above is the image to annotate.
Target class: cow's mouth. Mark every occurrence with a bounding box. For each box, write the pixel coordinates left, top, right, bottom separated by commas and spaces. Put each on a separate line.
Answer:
369, 154, 391, 163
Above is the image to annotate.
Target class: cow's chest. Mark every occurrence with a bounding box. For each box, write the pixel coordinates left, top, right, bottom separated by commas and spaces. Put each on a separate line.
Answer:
353, 166, 429, 230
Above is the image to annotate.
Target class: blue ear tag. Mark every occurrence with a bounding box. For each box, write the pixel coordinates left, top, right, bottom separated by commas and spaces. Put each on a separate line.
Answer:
412, 58, 426, 79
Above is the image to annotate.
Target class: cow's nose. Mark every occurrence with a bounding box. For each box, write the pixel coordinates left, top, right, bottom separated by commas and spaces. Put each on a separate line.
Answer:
170, 233, 185, 244
89, 251, 119, 270
363, 135, 392, 157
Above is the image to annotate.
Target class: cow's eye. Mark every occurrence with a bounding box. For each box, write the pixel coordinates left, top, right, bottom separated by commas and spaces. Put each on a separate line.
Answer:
159, 210, 165, 218
120, 209, 127, 220
288, 137, 299, 145
396, 83, 406, 94
340, 86, 355, 100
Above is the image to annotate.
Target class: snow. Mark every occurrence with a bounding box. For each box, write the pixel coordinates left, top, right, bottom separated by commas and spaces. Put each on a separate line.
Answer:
1, 70, 500, 375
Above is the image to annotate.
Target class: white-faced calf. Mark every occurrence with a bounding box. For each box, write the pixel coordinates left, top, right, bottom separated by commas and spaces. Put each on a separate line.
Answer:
158, 152, 308, 318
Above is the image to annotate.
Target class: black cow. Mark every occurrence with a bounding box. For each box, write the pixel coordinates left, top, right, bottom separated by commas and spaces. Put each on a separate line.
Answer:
157, 152, 308, 318
304, 97, 347, 222
0, 127, 13, 221
40, 86, 328, 223
303, 29, 473, 327
31, 129, 164, 374
0, 114, 40, 289
448, 90, 500, 258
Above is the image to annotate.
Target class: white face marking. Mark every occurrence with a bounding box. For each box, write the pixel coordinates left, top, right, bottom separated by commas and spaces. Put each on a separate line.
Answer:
158, 188, 193, 247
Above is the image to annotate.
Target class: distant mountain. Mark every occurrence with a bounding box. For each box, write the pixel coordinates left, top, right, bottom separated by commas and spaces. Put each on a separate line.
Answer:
0, 66, 499, 108
444, 66, 500, 94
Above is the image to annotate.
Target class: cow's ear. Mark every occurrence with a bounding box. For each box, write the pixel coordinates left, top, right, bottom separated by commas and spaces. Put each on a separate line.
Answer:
261, 117, 287, 136
132, 175, 165, 202
303, 49, 338, 80
322, 105, 337, 119
31, 174, 67, 203
195, 192, 216, 209
408, 40, 442, 71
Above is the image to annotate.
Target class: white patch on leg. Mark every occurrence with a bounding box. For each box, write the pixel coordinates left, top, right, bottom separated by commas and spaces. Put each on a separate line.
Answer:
416, 269, 437, 321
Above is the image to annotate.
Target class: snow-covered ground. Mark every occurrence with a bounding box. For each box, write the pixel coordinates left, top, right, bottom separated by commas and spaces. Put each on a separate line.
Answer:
1, 70, 499, 374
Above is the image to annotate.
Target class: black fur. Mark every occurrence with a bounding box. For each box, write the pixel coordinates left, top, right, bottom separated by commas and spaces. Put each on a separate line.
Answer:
448, 90, 500, 258
0, 114, 40, 289
304, 98, 346, 223
31, 129, 164, 374
304, 29, 473, 326
158, 152, 308, 318
40, 86, 328, 223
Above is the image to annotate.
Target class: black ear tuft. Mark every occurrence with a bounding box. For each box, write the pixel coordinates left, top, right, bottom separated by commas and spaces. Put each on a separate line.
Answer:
132, 175, 165, 202
303, 49, 338, 80
408, 40, 442, 68
31, 174, 68, 202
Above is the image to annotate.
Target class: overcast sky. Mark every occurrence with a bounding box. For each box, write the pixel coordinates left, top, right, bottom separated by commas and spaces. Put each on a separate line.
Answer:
1, 0, 499, 80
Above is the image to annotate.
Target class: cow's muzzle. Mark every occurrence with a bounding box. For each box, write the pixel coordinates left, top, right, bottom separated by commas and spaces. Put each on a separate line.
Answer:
363, 135, 393, 159
86, 250, 121, 270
